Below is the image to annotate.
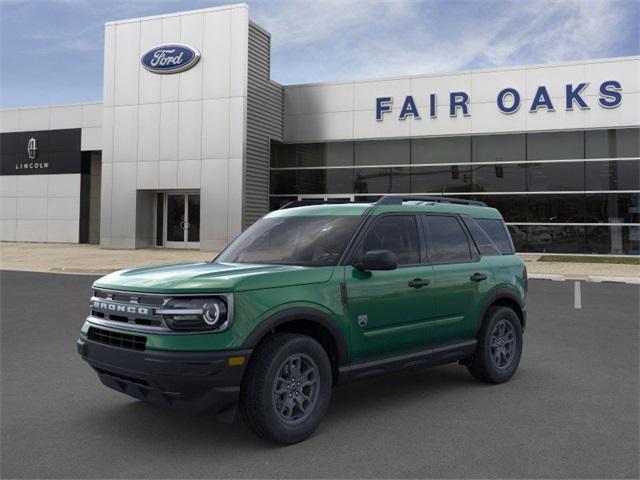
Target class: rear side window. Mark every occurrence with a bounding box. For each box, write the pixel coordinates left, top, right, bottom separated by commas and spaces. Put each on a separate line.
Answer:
476, 218, 515, 254
360, 215, 420, 265
462, 216, 502, 256
423, 215, 472, 264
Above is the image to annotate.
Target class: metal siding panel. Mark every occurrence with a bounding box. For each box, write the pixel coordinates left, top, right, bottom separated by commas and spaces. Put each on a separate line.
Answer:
243, 25, 284, 228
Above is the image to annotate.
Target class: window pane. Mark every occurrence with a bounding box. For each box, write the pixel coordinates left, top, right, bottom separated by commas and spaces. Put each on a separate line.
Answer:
424, 215, 472, 263
412, 136, 470, 164
217, 215, 363, 266
269, 196, 297, 211
360, 216, 420, 265
521, 225, 586, 253
270, 170, 299, 194
585, 160, 639, 190
586, 226, 640, 255
585, 128, 640, 158
355, 139, 409, 166
271, 142, 296, 168
527, 162, 585, 191
472, 163, 526, 192
585, 193, 640, 223
462, 217, 501, 256
297, 144, 325, 167
472, 195, 528, 222
411, 165, 473, 193
325, 169, 355, 194
472, 134, 525, 162
354, 167, 410, 194
326, 142, 354, 166
527, 131, 584, 160
476, 218, 515, 254
507, 225, 526, 252
526, 194, 585, 222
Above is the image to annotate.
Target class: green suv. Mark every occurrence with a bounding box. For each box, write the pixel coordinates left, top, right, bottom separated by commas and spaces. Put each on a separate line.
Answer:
77, 196, 527, 444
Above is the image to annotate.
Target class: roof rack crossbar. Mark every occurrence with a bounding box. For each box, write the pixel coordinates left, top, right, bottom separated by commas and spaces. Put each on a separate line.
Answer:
376, 195, 487, 207
279, 199, 354, 209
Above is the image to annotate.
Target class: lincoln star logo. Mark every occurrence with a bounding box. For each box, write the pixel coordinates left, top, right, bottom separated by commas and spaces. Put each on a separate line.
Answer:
141, 44, 200, 74
27, 137, 38, 160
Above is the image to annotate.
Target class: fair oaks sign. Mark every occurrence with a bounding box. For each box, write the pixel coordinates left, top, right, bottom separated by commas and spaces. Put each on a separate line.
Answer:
141, 44, 201, 74
376, 80, 623, 121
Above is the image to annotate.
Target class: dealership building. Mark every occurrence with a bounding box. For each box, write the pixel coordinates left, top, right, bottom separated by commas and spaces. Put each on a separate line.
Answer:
1, 3, 638, 254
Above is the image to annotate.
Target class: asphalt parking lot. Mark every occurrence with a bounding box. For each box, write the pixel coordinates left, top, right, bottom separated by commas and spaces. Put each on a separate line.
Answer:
1, 270, 638, 479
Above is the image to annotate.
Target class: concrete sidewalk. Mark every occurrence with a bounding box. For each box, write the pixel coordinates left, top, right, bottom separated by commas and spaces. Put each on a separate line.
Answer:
1, 242, 639, 282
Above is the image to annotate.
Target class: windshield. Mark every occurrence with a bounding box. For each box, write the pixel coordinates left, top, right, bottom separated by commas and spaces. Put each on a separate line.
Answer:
216, 215, 363, 267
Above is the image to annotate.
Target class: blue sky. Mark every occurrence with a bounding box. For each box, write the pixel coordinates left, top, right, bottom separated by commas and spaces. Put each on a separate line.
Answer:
1, 0, 638, 108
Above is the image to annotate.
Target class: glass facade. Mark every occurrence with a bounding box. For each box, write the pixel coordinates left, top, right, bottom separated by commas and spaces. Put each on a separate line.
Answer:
269, 128, 640, 255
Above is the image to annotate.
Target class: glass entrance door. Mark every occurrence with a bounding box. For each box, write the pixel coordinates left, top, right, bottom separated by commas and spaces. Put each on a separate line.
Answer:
164, 193, 200, 249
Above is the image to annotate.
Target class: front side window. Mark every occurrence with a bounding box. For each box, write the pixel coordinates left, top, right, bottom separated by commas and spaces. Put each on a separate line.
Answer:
216, 215, 362, 267
359, 215, 420, 265
424, 216, 472, 263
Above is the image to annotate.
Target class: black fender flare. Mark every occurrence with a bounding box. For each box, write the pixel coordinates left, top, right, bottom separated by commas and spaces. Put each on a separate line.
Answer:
476, 287, 526, 332
241, 307, 348, 366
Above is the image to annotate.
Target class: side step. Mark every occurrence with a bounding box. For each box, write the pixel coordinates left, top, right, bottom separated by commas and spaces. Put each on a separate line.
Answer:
337, 339, 477, 384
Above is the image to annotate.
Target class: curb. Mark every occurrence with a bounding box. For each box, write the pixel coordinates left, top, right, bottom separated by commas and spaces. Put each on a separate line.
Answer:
528, 273, 640, 284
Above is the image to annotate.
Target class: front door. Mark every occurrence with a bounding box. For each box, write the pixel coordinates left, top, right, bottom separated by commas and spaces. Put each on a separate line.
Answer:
164, 193, 200, 249
345, 214, 437, 362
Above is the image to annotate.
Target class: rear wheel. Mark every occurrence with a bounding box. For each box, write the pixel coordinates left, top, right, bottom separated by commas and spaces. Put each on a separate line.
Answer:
240, 333, 332, 444
467, 306, 522, 383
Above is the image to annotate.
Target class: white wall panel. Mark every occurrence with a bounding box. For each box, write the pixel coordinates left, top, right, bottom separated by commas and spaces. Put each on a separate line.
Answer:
113, 106, 138, 162
103, 25, 116, 107
228, 96, 245, 158
159, 102, 179, 161
586, 59, 640, 94
0, 220, 17, 241
17, 197, 47, 219
200, 158, 228, 249
158, 161, 178, 189
354, 78, 411, 112
138, 18, 162, 105
17, 175, 48, 197
50, 105, 82, 129
0, 196, 17, 219
411, 74, 472, 108
0, 176, 17, 197
101, 107, 114, 163
285, 83, 353, 115
472, 69, 526, 104
81, 126, 103, 151
47, 197, 80, 220
47, 220, 79, 243
81, 103, 103, 128
229, 7, 248, 98
179, 14, 204, 102
18, 108, 50, 131
177, 159, 201, 188
47, 174, 80, 197
136, 161, 159, 189
202, 98, 230, 158
0, 109, 19, 132
114, 21, 141, 106
137, 103, 161, 161
16, 220, 47, 242
525, 64, 585, 100
202, 9, 231, 99
160, 16, 181, 103
178, 100, 202, 160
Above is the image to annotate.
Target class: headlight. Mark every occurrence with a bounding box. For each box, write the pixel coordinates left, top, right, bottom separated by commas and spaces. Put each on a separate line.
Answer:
157, 297, 230, 332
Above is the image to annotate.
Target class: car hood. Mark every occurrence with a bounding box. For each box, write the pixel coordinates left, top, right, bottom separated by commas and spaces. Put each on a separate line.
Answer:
93, 261, 335, 294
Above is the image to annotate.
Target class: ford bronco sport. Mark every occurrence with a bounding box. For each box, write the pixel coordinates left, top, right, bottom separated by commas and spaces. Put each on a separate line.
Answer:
77, 195, 527, 444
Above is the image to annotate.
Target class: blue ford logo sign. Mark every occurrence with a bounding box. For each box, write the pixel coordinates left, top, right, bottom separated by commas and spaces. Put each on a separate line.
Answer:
141, 44, 200, 74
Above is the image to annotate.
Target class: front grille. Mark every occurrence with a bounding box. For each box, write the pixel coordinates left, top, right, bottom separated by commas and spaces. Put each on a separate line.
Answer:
88, 326, 146, 351
90, 288, 168, 331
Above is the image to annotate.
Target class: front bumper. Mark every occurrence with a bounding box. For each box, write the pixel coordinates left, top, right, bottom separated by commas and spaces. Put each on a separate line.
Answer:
77, 337, 251, 414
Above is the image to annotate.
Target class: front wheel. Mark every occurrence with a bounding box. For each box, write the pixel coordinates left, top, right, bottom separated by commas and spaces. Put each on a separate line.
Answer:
240, 333, 332, 444
467, 306, 523, 383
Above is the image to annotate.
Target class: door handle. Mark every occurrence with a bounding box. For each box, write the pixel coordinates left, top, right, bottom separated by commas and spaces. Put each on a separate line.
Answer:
470, 272, 488, 282
408, 278, 430, 288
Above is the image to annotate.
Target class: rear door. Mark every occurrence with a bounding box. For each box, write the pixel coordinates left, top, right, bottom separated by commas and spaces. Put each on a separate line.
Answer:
421, 214, 494, 342
345, 214, 437, 361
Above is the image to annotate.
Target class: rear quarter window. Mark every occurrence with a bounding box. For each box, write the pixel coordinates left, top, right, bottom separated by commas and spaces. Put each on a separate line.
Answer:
476, 218, 515, 254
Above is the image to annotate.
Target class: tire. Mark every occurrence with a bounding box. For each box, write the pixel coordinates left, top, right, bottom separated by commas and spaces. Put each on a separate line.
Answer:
240, 333, 332, 444
467, 306, 523, 384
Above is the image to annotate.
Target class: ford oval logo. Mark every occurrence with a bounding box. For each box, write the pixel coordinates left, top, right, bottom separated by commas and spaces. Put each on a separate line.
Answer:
141, 44, 201, 74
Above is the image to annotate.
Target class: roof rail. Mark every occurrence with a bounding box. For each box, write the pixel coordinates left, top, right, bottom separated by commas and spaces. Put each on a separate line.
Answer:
279, 199, 354, 209
376, 195, 487, 207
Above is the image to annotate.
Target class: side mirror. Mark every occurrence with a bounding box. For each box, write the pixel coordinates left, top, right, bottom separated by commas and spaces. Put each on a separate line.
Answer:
353, 249, 398, 271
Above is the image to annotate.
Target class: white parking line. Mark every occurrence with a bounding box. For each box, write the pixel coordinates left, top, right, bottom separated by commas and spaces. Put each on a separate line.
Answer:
574, 281, 582, 309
